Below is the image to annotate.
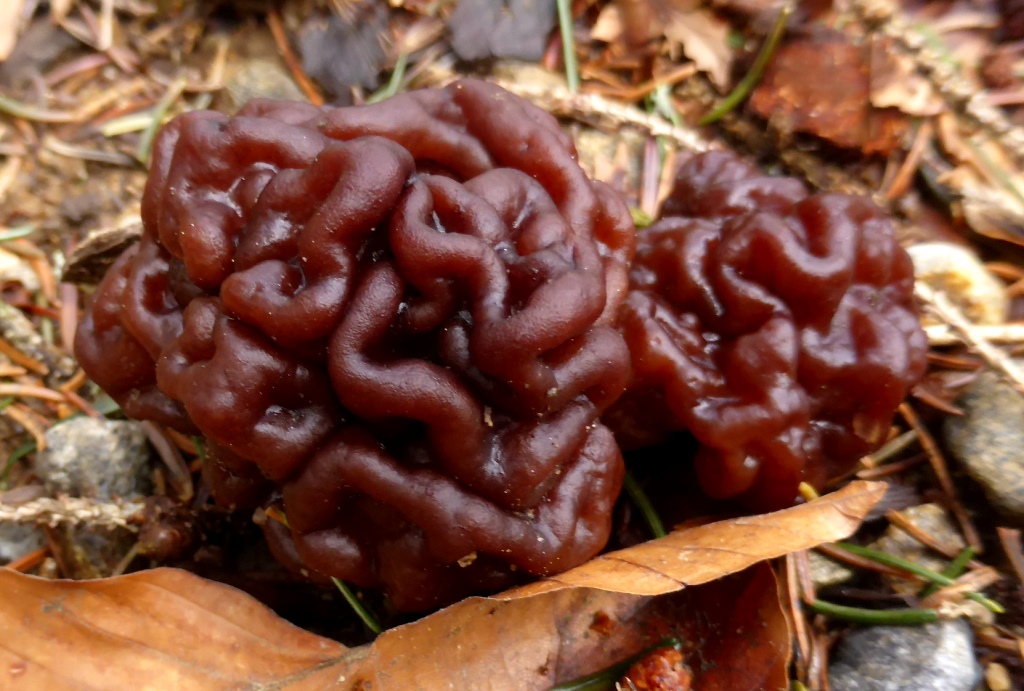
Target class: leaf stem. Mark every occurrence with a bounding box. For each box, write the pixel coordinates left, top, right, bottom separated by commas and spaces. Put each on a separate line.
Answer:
624, 471, 667, 538
0, 226, 35, 243
136, 77, 187, 166
806, 599, 938, 626
331, 577, 383, 636
699, 4, 792, 125
921, 546, 975, 598
835, 542, 1003, 613
367, 52, 409, 104
556, 0, 580, 93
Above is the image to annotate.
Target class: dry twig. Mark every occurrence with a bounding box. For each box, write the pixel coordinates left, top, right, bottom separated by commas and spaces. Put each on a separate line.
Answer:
0, 497, 143, 530
916, 282, 1024, 394
491, 78, 714, 154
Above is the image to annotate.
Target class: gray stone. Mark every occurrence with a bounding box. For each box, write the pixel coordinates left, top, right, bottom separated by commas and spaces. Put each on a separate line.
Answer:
829, 620, 981, 691
36, 417, 151, 500
0, 523, 45, 565
945, 371, 1024, 521
808, 550, 855, 589
449, 0, 557, 62
225, 58, 304, 112
872, 504, 964, 595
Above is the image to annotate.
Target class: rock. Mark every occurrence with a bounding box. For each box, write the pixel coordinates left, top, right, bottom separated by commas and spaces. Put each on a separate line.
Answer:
225, 58, 304, 111
34, 418, 151, 579
297, 5, 386, 103
808, 550, 855, 589
0, 523, 45, 565
449, 0, 557, 62
218, 27, 304, 112
907, 242, 1009, 326
871, 504, 964, 595
829, 620, 982, 691
36, 417, 151, 500
945, 370, 1024, 521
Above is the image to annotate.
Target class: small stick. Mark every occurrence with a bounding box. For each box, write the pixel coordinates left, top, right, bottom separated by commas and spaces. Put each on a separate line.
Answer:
905, 403, 983, 552
267, 9, 323, 106
582, 63, 697, 102
997, 527, 1024, 585
925, 323, 1024, 347
899, 402, 982, 552
856, 450, 929, 479
3, 405, 49, 452
140, 421, 194, 502
622, 471, 666, 538
4, 546, 49, 573
884, 509, 964, 560
919, 566, 1002, 610
0, 156, 23, 203
492, 78, 714, 154
58, 283, 78, 354
164, 428, 199, 456
136, 78, 187, 165
785, 553, 813, 685
62, 389, 102, 419
26, 256, 57, 305
0, 496, 143, 530
0, 384, 65, 403
816, 543, 915, 579
58, 368, 88, 394
0, 336, 48, 375
884, 119, 934, 201
860, 429, 918, 469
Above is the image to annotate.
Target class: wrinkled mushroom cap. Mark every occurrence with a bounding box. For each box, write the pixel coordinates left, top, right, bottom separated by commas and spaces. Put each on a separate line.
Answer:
607, 151, 927, 511
76, 80, 635, 610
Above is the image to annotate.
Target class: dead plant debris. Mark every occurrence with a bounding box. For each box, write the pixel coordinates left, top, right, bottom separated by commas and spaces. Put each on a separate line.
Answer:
1, 1, 1024, 689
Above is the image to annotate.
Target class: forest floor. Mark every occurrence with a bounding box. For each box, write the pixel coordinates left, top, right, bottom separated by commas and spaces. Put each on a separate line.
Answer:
0, 1, 1023, 689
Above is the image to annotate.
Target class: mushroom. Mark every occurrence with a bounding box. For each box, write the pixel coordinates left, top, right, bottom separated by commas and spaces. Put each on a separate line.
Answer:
605, 152, 928, 511
75, 80, 635, 611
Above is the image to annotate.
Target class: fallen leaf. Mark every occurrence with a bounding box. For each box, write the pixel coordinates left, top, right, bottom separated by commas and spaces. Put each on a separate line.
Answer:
0, 568, 348, 689
507, 480, 886, 598
869, 38, 944, 117
62, 213, 142, 286
748, 35, 909, 155
340, 562, 789, 690
664, 8, 733, 88
1, 482, 883, 689
592, 3, 624, 43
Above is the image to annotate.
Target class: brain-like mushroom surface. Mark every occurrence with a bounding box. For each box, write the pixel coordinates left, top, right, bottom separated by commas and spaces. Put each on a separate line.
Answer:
75, 80, 635, 611
606, 152, 927, 511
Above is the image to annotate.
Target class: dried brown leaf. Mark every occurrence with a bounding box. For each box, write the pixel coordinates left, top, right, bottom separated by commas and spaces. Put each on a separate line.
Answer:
869, 39, 944, 117
749, 35, 909, 155
0, 482, 883, 689
339, 562, 791, 690
664, 8, 733, 88
506, 480, 886, 598
0, 568, 348, 689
